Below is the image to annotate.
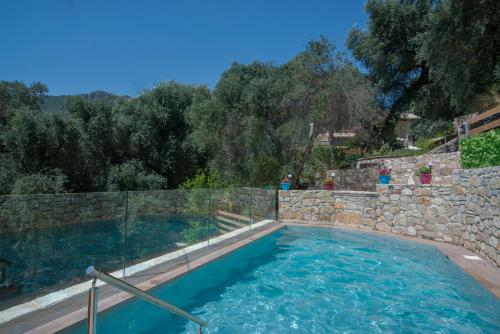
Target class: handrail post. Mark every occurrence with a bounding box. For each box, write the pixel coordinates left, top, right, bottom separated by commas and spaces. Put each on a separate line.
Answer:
87, 278, 98, 334
85, 266, 207, 330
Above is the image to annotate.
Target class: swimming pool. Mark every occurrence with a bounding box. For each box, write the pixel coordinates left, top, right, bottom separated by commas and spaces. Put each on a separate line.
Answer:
0, 215, 218, 310
62, 226, 500, 333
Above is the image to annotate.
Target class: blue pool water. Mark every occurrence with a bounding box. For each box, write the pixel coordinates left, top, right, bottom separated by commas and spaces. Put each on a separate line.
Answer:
63, 226, 500, 334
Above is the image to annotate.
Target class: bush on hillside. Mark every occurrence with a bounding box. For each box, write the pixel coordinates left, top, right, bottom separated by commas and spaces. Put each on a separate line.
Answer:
106, 160, 167, 191
11, 171, 68, 195
410, 119, 454, 140
460, 129, 500, 168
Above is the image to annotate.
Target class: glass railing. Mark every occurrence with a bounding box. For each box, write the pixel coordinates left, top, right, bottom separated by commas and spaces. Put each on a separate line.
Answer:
0, 187, 277, 313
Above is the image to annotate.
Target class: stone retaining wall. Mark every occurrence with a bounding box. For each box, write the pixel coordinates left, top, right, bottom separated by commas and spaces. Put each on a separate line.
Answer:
355, 152, 460, 185
453, 168, 499, 265
326, 169, 378, 192
0, 192, 127, 233
279, 190, 378, 228
280, 166, 500, 267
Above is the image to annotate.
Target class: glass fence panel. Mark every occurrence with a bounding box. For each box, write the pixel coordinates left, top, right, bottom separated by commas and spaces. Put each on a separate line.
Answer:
0, 188, 277, 310
210, 187, 252, 235
251, 187, 277, 222
124, 189, 211, 276
0, 192, 126, 311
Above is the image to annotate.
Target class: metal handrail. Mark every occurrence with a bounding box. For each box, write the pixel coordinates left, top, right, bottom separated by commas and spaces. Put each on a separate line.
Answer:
85, 266, 207, 334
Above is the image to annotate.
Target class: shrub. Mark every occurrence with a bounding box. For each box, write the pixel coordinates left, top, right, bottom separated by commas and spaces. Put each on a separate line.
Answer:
181, 169, 225, 189
378, 167, 392, 176
460, 129, 500, 168
181, 219, 208, 245
302, 146, 361, 183
0, 154, 20, 195
415, 166, 432, 176
414, 138, 438, 151
410, 119, 454, 140
11, 172, 68, 195
106, 160, 167, 191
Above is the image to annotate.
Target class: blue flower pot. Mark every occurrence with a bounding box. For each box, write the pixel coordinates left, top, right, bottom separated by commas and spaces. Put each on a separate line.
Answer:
280, 182, 291, 191
379, 175, 391, 184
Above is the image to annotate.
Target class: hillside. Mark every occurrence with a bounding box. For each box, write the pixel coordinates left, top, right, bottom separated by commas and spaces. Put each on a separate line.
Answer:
40, 91, 128, 113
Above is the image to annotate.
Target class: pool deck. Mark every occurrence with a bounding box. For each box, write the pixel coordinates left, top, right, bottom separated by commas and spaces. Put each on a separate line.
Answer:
1, 221, 499, 333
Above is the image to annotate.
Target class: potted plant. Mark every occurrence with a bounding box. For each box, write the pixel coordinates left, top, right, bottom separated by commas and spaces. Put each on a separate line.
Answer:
416, 164, 432, 184
280, 176, 292, 191
324, 172, 335, 190
378, 166, 391, 184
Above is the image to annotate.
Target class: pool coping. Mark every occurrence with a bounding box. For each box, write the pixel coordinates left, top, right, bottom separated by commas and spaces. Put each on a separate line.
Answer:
2, 221, 499, 333
286, 222, 500, 299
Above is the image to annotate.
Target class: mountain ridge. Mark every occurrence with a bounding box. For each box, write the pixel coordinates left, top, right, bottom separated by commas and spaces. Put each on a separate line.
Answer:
40, 90, 129, 113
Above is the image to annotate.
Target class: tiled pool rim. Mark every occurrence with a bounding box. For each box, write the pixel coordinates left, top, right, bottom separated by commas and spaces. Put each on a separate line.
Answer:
1, 222, 499, 334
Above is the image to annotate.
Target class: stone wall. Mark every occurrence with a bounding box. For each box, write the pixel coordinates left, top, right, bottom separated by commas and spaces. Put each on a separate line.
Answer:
279, 166, 500, 267
279, 190, 378, 228
453, 167, 499, 265
356, 152, 460, 185
326, 168, 379, 192
374, 184, 459, 240
0, 192, 127, 233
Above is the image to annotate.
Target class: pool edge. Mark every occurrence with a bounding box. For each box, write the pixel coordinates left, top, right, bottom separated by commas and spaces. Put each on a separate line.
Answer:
16, 222, 285, 334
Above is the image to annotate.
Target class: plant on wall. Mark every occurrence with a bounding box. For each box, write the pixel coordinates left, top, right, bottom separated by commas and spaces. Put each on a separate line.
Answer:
460, 129, 500, 168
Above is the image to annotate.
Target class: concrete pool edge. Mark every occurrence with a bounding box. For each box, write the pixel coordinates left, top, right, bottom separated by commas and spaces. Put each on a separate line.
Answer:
286, 222, 500, 298
0, 219, 277, 327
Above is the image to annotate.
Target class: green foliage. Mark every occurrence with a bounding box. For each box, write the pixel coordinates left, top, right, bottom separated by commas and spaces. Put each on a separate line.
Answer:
410, 119, 454, 140
419, 0, 500, 114
347, 0, 438, 139
11, 171, 68, 195
302, 146, 357, 182
415, 166, 432, 176
414, 138, 437, 152
0, 80, 207, 194
348, 0, 499, 143
181, 219, 208, 245
0, 37, 377, 194
460, 130, 500, 168
181, 170, 225, 189
106, 160, 167, 191
0, 80, 47, 128
0, 154, 20, 195
188, 38, 376, 187
364, 148, 424, 159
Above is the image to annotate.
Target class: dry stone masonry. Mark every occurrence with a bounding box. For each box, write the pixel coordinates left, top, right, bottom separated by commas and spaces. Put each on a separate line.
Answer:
280, 166, 500, 267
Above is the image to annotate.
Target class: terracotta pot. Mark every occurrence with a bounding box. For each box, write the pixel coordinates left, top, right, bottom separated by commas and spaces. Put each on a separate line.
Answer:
324, 183, 334, 190
420, 174, 432, 184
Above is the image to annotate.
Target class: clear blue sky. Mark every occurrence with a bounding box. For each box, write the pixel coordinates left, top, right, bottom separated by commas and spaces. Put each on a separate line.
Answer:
0, 0, 367, 96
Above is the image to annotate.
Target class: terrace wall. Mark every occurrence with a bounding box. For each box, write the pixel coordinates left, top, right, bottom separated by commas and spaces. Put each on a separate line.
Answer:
325, 169, 379, 192
279, 190, 378, 228
279, 166, 500, 267
354, 152, 460, 185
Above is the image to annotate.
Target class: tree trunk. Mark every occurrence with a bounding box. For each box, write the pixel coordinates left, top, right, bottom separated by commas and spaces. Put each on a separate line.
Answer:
292, 123, 316, 189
